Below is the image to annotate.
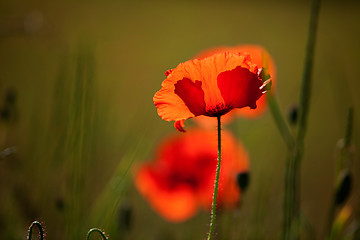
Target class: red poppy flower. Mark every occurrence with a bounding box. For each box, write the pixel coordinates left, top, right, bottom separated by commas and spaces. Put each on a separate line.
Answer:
134, 130, 249, 222
154, 51, 271, 132
194, 45, 276, 128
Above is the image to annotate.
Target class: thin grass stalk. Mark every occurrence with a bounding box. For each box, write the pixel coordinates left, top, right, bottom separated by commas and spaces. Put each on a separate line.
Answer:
296, 0, 321, 141
64, 44, 96, 239
266, 93, 295, 151
326, 107, 354, 239
282, 0, 321, 239
208, 116, 222, 240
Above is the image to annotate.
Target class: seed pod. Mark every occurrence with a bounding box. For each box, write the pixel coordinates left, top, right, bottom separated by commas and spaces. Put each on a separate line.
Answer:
118, 203, 132, 232
335, 169, 352, 206
288, 104, 298, 126
236, 172, 250, 193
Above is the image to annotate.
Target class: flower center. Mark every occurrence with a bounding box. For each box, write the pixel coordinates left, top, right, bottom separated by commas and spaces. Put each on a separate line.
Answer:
205, 103, 231, 117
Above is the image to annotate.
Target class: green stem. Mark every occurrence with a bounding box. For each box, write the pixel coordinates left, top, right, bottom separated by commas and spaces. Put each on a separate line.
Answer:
326, 200, 336, 240
296, 0, 321, 142
343, 107, 353, 149
267, 93, 295, 150
207, 116, 222, 240
282, 0, 321, 239
86, 228, 108, 240
27, 221, 44, 240
326, 107, 354, 239
283, 148, 301, 240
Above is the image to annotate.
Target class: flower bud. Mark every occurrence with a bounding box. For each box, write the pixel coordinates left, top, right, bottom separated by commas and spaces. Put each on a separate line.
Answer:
335, 169, 352, 206
288, 104, 298, 126
118, 203, 132, 232
236, 172, 250, 193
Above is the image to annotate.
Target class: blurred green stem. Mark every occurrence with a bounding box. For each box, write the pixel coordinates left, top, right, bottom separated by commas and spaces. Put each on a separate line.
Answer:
207, 116, 222, 240
326, 107, 354, 239
280, 0, 321, 239
267, 93, 295, 150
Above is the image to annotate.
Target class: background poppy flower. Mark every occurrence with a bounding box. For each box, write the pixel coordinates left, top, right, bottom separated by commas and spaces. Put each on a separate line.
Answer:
194, 45, 276, 128
134, 130, 249, 222
153, 52, 270, 131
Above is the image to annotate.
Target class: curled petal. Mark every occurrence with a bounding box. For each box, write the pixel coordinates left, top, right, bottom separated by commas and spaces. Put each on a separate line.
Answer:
165, 69, 173, 76
153, 87, 195, 122
174, 120, 186, 132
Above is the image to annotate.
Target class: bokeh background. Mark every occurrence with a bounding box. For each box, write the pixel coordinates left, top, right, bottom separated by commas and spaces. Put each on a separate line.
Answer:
0, 0, 359, 239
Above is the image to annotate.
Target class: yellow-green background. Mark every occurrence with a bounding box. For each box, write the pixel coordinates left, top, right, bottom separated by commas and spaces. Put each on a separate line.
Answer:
0, 0, 359, 239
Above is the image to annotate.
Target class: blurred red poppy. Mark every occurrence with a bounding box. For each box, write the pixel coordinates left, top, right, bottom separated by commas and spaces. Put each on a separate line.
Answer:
194, 45, 276, 128
134, 130, 249, 222
153, 51, 271, 132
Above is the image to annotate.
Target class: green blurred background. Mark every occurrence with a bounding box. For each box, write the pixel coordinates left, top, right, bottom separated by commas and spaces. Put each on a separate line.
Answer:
0, 0, 359, 239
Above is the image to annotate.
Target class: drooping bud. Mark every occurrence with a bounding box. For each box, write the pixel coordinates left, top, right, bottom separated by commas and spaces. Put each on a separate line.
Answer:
236, 172, 250, 193
4, 88, 16, 105
335, 169, 352, 206
118, 203, 132, 232
288, 104, 298, 126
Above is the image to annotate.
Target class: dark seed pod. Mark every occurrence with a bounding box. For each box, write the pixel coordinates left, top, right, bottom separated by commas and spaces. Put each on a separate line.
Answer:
0, 106, 10, 121
55, 197, 65, 211
236, 172, 250, 193
4, 88, 16, 105
118, 203, 132, 232
335, 169, 352, 206
288, 104, 298, 126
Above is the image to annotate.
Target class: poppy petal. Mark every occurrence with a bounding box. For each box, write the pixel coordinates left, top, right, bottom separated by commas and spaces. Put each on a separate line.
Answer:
134, 130, 250, 221
174, 78, 206, 116
217, 66, 263, 110
153, 87, 195, 122
193, 45, 276, 119
174, 120, 186, 132
135, 166, 197, 222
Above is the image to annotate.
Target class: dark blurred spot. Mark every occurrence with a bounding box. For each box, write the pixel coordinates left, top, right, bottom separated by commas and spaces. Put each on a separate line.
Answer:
0, 107, 10, 121
55, 197, 65, 211
335, 169, 352, 205
4, 88, 16, 105
236, 172, 250, 192
288, 104, 298, 126
1, 88, 18, 123
118, 203, 132, 232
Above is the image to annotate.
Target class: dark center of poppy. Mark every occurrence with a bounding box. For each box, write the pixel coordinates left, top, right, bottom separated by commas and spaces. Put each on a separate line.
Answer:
205, 103, 231, 117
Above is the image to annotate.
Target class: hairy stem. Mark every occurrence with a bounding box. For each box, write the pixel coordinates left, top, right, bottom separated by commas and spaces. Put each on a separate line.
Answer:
86, 228, 108, 240
27, 221, 44, 240
208, 116, 222, 240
